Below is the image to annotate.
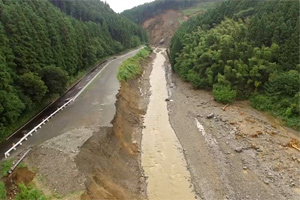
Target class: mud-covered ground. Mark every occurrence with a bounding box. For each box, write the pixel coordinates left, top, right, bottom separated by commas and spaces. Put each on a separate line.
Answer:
165, 59, 300, 200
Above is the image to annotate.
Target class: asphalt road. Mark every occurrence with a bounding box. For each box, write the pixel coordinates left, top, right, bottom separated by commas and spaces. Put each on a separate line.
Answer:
0, 47, 143, 160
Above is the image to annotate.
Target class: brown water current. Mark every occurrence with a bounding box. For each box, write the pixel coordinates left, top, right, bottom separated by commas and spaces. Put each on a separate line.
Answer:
141, 49, 196, 200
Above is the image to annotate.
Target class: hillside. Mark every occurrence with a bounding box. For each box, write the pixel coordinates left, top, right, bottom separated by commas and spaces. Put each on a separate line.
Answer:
50, 0, 148, 48
121, 0, 198, 24
170, 0, 300, 130
0, 0, 147, 140
123, 0, 217, 46
142, 10, 184, 46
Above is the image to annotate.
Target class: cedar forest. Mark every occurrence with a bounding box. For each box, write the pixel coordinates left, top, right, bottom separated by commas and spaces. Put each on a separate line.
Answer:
0, 0, 147, 140
170, 0, 299, 130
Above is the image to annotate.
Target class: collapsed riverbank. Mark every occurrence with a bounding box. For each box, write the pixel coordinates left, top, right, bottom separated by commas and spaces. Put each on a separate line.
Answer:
1, 49, 154, 200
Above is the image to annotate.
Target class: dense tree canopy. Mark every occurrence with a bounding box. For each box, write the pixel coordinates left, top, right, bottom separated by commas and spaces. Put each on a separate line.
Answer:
0, 0, 147, 140
170, 0, 299, 129
50, 0, 148, 48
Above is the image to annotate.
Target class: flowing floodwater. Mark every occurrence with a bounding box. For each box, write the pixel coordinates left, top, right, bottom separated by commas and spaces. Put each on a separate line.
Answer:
141, 49, 196, 200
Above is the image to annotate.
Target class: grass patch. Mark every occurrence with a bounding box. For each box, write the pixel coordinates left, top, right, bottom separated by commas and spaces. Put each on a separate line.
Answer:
250, 94, 300, 131
213, 84, 237, 104
182, 2, 217, 16
1, 159, 13, 176
15, 183, 48, 200
0, 182, 6, 200
117, 47, 151, 82
18, 163, 26, 169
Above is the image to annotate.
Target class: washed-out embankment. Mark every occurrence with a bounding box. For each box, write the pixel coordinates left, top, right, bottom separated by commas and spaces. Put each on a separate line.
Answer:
75, 54, 154, 200
3, 53, 154, 200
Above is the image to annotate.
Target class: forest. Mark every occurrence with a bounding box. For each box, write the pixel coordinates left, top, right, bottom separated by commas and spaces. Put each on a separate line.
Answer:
170, 0, 299, 129
121, 0, 199, 24
0, 0, 147, 140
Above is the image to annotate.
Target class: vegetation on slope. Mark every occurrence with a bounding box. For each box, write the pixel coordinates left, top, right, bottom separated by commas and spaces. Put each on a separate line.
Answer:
170, 0, 299, 129
50, 0, 148, 47
0, 181, 6, 200
1, 159, 13, 176
0, 0, 147, 140
15, 184, 47, 200
181, 1, 218, 16
121, 0, 200, 24
117, 47, 152, 82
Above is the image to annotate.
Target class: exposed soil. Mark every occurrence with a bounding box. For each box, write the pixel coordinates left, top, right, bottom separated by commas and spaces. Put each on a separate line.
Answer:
7, 53, 154, 200
142, 10, 184, 47
2, 167, 35, 199
25, 127, 94, 195
165, 58, 300, 200
77, 55, 154, 200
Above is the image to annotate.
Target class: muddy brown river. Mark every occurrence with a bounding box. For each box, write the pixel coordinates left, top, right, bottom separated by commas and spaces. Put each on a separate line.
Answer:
141, 49, 196, 200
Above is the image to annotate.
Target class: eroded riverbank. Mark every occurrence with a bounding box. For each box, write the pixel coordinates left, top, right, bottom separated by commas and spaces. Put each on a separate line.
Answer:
7, 49, 154, 200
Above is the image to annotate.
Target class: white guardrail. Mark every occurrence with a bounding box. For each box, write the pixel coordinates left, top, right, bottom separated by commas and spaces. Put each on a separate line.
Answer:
4, 98, 74, 158
4, 47, 144, 158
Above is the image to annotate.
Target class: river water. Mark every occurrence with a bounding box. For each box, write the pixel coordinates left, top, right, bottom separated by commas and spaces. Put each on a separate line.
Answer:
141, 49, 196, 200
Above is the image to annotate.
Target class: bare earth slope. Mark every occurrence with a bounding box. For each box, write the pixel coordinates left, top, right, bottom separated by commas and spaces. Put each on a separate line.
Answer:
142, 10, 184, 47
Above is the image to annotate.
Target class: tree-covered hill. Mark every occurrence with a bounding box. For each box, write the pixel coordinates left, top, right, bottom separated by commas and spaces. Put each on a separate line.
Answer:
0, 0, 147, 140
170, 0, 299, 129
50, 0, 148, 48
121, 0, 199, 24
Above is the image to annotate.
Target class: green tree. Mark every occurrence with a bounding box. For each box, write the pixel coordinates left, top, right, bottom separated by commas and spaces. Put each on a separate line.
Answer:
19, 73, 47, 102
170, 0, 300, 129
40, 66, 69, 95
213, 84, 237, 104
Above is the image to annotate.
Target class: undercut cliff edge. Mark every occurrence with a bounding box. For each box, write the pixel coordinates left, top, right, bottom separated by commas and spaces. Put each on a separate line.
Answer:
77, 54, 154, 200
2, 53, 154, 200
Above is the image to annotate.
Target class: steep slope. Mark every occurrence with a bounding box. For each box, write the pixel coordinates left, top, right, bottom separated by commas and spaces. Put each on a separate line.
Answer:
50, 0, 148, 48
123, 1, 217, 46
121, 0, 197, 24
142, 10, 184, 46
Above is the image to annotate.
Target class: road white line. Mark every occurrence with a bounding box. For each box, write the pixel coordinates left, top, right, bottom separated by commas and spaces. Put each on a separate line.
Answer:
4, 47, 144, 158
73, 47, 143, 100
5, 47, 143, 141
